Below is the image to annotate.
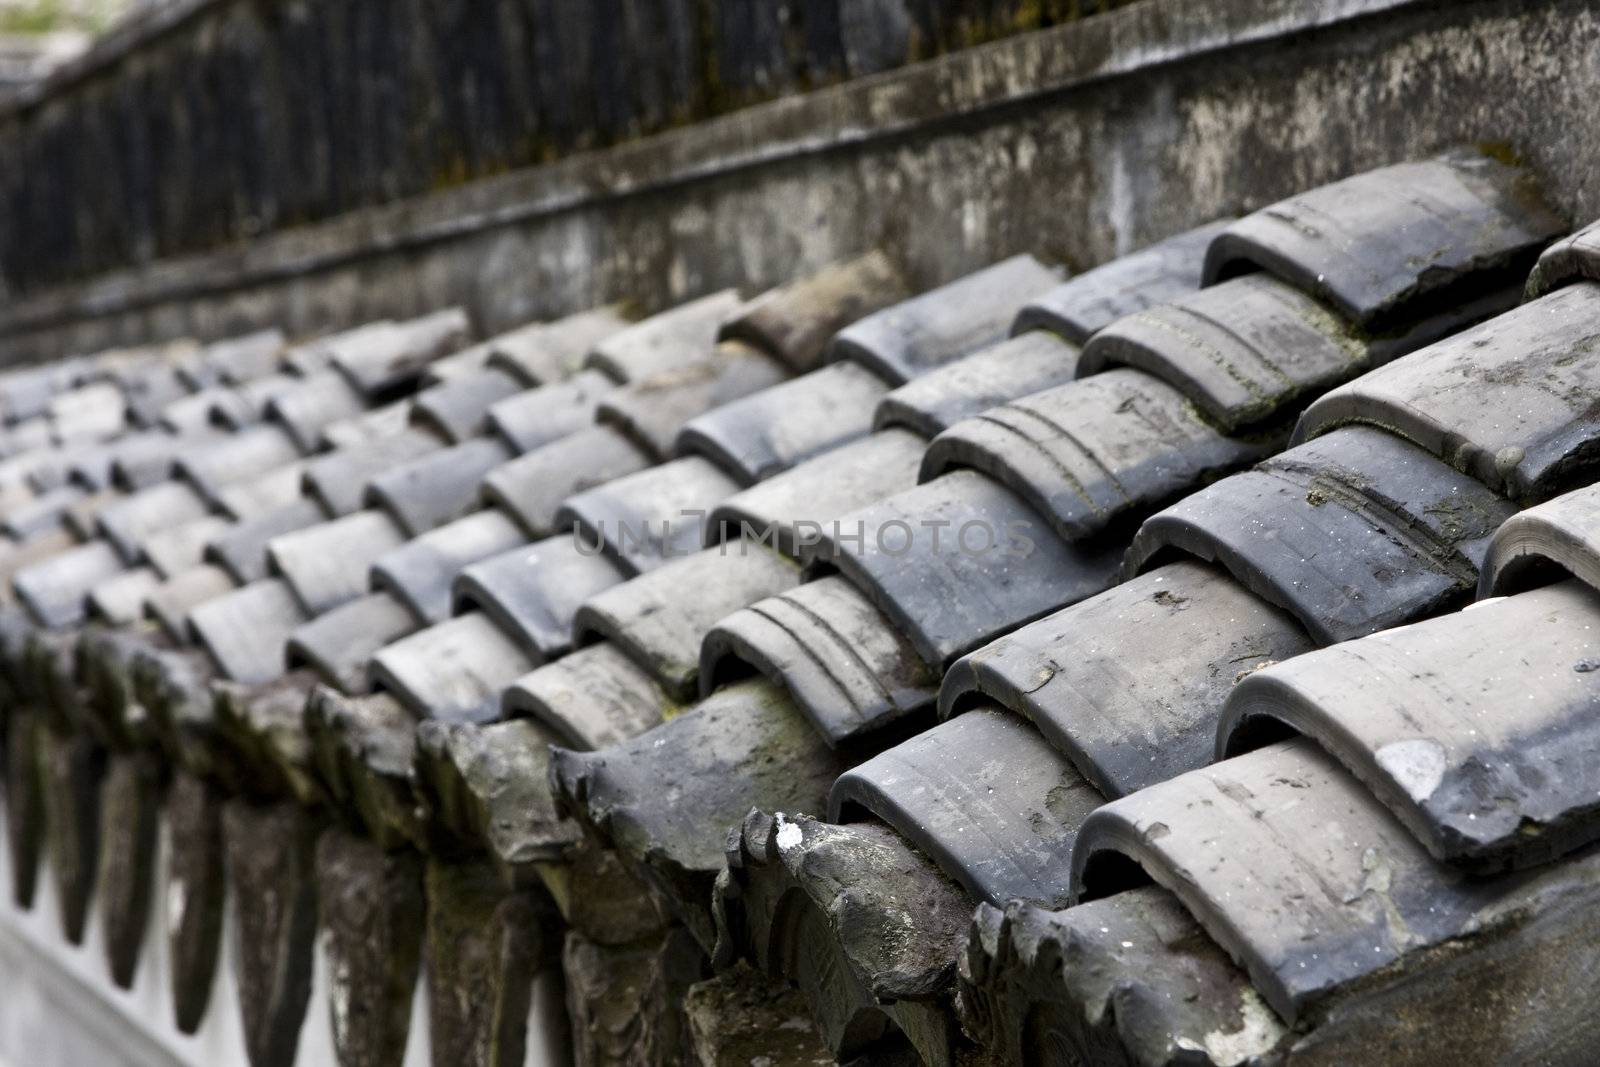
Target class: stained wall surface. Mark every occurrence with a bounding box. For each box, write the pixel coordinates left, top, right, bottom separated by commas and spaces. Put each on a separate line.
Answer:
2, 0, 1598, 363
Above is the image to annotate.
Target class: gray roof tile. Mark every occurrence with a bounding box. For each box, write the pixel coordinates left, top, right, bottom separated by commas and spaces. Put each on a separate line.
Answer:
286, 593, 419, 696
0, 484, 82, 540
1013, 219, 1233, 344
119, 365, 191, 430
300, 426, 443, 517
0, 361, 83, 424
875, 329, 1083, 439
63, 434, 154, 492
804, 469, 1122, 666
282, 320, 394, 378
940, 559, 1314, 798
84, 564, 160, 627
212, 670, 338, 805
831, 707, 1094, 907
109, 428, 214, 490
1526, 215, 1600, 298
573, 542, 799, 702
158, 386, 244, 435
476, 425, 652, 543
137, 514, 231, 579
369, 509, 525, 624
0, 528, 76, 598
217, 372, 302, 428
187, 578, 307, 685
417, 340, 495, 387
694, 163, 1592, 1067
303, 690, 420, 848
204, 497, 328, 585
1070, 739, 1505, 1025
717, 251, 912, 374
828, 255, 1062, 384
705, 427, 925, 557
12, 538, 124, 628
410, 367, 526, 444
1479, 481, 1600, 596
212, 459, 314, 521
1297, 281, 1600, 504
959, 887, 1284, 1067
501, 642, 671, 751
326, 308, 472, 399
453, 536, 626, 661
1082, 273, 1412, 431
485, 368, 617, 453
261, 370, 367, 453
484, 304, 635, 386
1219, 580, 1600, 871
368, 611, 534, 723
194, 328, 286, 386
551, 679, 850, 952
46, 381, 127, 443
1125, 426, 1513, 643
597, 341, 788, 462
556, 455, 740, 575
1203, 148, 1563, 326
676, 360, 890, 485
266, 508, 407, 615
97, 481, 210, 563
921, 368, 1277, 543
480, 425, 652, 539
364, 435, 513, 537
585, 290, 743, 384
142, 564, 235, 644
173, 423, 301, 509
318, 397, 413, 451
60, 487, 120, 540
701, 574, 937, 745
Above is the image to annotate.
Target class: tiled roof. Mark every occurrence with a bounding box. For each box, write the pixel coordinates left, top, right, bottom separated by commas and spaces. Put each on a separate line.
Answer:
0, 146, 1596, 1066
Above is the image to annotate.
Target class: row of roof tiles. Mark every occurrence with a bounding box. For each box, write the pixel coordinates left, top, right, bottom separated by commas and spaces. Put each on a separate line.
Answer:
0, 145, 1593, 1067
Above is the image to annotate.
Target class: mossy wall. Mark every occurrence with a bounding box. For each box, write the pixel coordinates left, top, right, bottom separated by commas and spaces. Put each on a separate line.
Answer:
0, 0, 1132, 296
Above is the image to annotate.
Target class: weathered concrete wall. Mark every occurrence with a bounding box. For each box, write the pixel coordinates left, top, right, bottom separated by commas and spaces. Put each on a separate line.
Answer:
1, 0, 1598, 361
0, 0, 1134, 296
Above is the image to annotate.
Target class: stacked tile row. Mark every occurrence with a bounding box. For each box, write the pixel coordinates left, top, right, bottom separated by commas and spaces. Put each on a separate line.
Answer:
0, 145, 1588, 1067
